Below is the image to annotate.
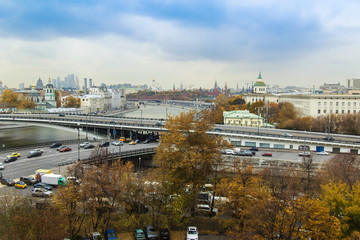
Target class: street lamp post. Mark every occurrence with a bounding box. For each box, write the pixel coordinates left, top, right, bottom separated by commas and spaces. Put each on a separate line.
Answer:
77, 123, 80, 161
138, 157, 141, 171
85, 114, 88, 140
140, 109, 143, 126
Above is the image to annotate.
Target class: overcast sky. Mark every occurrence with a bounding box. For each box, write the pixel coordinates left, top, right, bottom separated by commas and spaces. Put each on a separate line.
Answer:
1, 0, 359, 90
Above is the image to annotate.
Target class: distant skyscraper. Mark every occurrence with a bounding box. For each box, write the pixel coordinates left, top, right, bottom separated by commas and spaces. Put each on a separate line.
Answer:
56, 77, 61, 88
35, 77, 44, 90
68, 74, 75, 88
84, 78, 88, 94
89, 78, 93, 88
19, 82, 24, 90
52, 78, 56, 88
75, 75, 79, 89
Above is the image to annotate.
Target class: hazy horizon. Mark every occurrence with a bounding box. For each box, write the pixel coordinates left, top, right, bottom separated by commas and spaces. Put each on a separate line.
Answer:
0, 1, 359, 90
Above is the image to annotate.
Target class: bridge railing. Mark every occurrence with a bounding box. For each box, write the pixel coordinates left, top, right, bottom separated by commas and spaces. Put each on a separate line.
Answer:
81, 147, 156, 164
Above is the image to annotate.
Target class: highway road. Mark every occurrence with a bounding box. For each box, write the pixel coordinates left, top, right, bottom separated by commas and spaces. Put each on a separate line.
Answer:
1, 113, 360, 145
0, 141, 159, 181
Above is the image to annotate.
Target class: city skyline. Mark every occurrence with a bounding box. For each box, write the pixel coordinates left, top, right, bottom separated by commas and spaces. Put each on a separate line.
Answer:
0, 1, 359, 90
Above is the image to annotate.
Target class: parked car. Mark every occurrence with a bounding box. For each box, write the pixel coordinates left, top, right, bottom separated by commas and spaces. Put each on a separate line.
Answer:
99, 142, 110, 147
224, 149, 234, 155
27, 151, 42, 158
31, 188, 53, 197
31, 149, 43, 153
237, 150, 253, 156
133, 229, 146, 240
111, 140, 123, 146
0, 163, 4, 170
129, 140, 137, 145
324, 135, 334, 141
15, 181, 27, 189
4, 156, 17, 163
89, 232, 104, 240
143, 225, 159, 240
186, 226, 198, 240
84, 144, 95, 149
80, 142, 91, 147
59, 146, 72, 152
57, 145, 68, 151
159, 229, 170, 240
0, 178, 15, 186
249, 147, 259, 151
33, 182, 52, 190
8, 152, 20, 158
262, 152, 273, 157
103, 229, 118, 240
50, 142, 62, 148
298, 152, 311, 157
316, 151, 329, 155
20, 176, 37, 185
195, 204, 218, 217
156, 121, 165, 127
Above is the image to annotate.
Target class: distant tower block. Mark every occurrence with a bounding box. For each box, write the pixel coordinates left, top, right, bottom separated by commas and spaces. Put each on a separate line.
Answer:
89, 78, 93, 88
84, 78, 88, 94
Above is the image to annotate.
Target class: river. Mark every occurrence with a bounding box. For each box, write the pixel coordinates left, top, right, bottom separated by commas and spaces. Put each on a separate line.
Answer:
0, 105, 191, 149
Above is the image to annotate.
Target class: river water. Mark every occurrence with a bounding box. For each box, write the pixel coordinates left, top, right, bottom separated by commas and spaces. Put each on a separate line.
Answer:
0, 105, 191, 149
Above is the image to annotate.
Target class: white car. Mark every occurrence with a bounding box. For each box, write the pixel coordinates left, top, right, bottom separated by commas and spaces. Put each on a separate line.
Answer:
31, 188, 53, 197
187, 226, 198, 240
80, 142, 90, 148
316, 151, 329, 155
111, 140, 123, 146
0, 163, 4, 170
283, 133, 292, 137
31, 149, 43, 153
195, 204, 218, 216
298, 152, 311, 157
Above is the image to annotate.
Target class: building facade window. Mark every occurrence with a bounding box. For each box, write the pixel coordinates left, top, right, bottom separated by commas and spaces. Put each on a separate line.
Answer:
318, 110, 321, 114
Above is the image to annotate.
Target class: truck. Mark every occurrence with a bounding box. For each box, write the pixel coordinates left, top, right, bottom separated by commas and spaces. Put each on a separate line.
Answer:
41, 173, 67, 186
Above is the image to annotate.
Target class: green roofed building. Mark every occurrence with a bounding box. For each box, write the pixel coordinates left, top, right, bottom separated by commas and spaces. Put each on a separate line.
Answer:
223, 110, 263, 127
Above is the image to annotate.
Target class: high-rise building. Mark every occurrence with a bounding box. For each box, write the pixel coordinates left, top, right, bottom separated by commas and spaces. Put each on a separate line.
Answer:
56, 77, 61, 88
52, 78, 56, 88
19, 82, 24, 90
347, 78, 360, 89
76, 75, 79, 89
35, 77, 44, 90
84, 78, 88, 94
89, 78, 93, 88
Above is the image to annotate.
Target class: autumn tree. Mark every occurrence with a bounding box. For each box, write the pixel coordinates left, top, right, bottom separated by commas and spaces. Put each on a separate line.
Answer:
277, 102, 298, 129
64, 96, 81, 108
153, 109, 230, 217
218, 167, 341, 239
1, 89, 18, 109
17, 99, 36, 109
321, 181, 360, 236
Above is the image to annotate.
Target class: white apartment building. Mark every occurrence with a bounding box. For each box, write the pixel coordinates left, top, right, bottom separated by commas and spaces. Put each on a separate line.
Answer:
108, 88, 126, 109
80, 95, 104, 113
89, 86, 112, 110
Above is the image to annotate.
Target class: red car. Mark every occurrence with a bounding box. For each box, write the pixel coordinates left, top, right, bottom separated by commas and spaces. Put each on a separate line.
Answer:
59, 147, 72, 152
262, 152, 272, 157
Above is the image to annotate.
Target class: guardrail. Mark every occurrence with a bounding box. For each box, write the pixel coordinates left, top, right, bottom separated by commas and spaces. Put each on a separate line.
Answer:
81, 147, 156, 164
0, 138, 93, 152
1, 115, 360, 146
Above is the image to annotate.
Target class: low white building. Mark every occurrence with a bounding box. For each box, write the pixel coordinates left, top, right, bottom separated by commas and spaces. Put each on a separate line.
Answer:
223, 110, 263, 127
243, 93, 360, 117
